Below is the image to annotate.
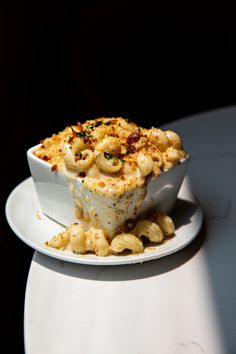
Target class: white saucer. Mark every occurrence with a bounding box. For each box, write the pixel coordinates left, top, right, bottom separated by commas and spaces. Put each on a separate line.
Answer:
5, 177, 203, 265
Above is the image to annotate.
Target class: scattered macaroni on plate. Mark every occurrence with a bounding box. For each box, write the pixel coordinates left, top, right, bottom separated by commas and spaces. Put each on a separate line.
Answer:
45, 212, 175, 256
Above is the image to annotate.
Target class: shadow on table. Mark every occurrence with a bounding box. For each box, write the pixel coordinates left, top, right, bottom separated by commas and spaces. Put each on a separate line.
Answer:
172, 198, 199, 229
34, 204, 206, 282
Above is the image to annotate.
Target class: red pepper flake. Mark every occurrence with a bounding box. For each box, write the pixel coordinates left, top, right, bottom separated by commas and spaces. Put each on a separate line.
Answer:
68, 136, 74, 143
51, 164, 58, 172
42, 155, 49, 161
79, 172, 86, 178
83, 137, 89, 143
126, 144, 136, 154
126, 131, 140, 145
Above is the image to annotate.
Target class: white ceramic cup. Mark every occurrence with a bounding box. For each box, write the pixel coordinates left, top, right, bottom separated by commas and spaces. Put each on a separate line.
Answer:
27, 145, 189, 233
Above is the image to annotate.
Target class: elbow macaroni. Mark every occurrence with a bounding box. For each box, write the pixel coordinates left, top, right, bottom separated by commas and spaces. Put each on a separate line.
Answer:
67, 223, 87, 254
85, 227, 110, 256
63, 141, 95, 172
95, 137, 123, 173
137, 152, 154, 176
46, 211, 175, 256
110, 233, 144, 254
152, 212, 175, 236
134, 220, 164, 243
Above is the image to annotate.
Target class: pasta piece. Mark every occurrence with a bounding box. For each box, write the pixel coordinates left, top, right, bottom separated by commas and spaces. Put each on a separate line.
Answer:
115, 119, 137, 139
67, 223, 86, 254
151, 150, 163, 168
178, 149, 188, 160
118, 118, 136, 132
62, 143, 78, 171
71, 137, 87, 155
121, 161, 137, 175
95, 136, 120, 154
46, 230, 69, 250
165, 130, 183, 149
162, 152, 174, 171
156, 129, 170, 151
154, 212, 175, 236
134, 220, 164, 243
86, 163, 100, 178
85, 227, 110, 256
147, 128, 170, 151
152, 161, 161, 177
137, 152, 154, 176
95, 153, 123, 173
110, 233, 144, 254
75, 149, 95, 171
134, 136, 147, 151
165, 146, 180, 164
62, 141, 95, 172
95, 137, 123, 173
89, 123, 113, 141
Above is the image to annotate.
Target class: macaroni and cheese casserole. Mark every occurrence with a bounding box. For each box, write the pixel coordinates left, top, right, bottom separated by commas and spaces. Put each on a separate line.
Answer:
33, 117, 188, 256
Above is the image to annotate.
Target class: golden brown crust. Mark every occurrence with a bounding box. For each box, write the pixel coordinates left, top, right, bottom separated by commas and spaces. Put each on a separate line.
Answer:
35, 117, 187, 180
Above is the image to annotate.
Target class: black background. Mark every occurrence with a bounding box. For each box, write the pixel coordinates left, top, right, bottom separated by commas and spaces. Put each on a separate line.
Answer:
1, 1, 236, 353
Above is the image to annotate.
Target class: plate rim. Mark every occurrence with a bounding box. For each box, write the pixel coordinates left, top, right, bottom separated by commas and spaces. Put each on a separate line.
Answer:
5, 177, 203, 266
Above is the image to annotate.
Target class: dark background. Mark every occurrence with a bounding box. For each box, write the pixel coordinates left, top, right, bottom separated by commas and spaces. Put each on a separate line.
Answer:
1, 1, 236, 353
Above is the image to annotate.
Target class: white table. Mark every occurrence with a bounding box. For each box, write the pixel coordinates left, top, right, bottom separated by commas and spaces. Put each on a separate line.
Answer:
24, 107, 236, 354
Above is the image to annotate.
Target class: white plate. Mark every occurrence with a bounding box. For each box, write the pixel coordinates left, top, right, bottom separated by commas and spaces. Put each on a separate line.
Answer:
5, 177, 203, 265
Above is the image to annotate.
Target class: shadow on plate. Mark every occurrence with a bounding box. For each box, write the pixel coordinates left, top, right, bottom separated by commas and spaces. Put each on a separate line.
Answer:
171, 198, 199, 229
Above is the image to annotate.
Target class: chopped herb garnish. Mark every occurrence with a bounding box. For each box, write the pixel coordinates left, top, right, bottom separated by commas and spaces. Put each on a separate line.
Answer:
104, 152, 114, 160
104, 152, 125, 164
96, 120, 111, 127
125, 146, 130, 154
77, 131, 86, 138
86, 120, 111, 130
71, 126, 93, 140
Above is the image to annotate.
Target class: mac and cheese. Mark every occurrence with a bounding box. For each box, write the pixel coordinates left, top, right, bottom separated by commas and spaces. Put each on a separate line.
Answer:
35, 117, 187, 256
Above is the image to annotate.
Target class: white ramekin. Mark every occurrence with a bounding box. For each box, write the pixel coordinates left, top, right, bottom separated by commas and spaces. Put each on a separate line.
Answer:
27, 144, 189, 232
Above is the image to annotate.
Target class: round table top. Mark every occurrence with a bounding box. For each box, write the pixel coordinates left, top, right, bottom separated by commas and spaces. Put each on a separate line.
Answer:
24, 106, 236, 354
